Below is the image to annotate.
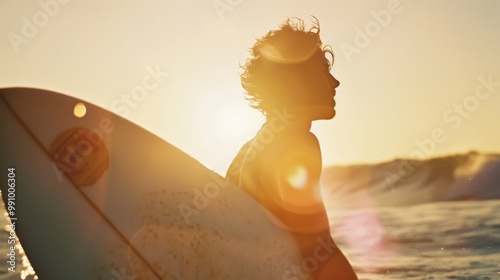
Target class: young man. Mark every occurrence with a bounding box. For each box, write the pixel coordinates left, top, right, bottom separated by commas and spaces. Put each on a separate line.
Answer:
226, 18, 358, 279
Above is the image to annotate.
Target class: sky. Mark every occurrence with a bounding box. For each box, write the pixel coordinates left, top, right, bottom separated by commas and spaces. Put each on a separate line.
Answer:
1, 0, 499, 175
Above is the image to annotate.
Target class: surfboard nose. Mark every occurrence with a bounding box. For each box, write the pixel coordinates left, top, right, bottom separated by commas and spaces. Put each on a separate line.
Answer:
1, 87, 113, 187
0, 87, 119, 279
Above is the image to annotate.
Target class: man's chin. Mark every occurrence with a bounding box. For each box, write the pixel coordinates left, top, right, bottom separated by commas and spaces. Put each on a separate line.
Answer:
322, 110, 336, 120
316, 109, 335, 120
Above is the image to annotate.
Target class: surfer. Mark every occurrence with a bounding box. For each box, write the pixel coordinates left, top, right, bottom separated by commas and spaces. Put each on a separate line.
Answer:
226, 17, 358, 279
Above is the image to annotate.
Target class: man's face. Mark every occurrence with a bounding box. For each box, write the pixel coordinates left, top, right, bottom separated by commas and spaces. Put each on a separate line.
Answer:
287, 54, 340, 120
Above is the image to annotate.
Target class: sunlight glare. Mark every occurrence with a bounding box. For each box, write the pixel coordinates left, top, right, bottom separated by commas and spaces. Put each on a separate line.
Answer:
287, 165, 308, 189
185, 86, 261, 174
216, 110, 248, 137
73, 103, 86, 118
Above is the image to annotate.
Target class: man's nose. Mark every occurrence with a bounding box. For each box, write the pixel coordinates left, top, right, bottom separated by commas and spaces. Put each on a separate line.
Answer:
329, 74, 340, 90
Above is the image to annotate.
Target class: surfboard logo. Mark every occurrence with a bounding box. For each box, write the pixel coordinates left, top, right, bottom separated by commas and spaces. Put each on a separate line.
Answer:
50, 127, 109, 186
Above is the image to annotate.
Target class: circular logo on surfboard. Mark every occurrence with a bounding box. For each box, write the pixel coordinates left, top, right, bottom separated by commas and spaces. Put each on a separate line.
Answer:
50, 127, 109, 186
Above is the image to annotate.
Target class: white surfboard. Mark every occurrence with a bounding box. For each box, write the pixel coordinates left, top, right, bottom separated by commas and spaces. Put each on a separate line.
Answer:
0, 87, 304, 279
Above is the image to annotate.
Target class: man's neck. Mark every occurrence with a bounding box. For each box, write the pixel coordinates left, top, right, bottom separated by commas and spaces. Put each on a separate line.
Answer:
288, 118, 312, 131
264, 117, 312, 131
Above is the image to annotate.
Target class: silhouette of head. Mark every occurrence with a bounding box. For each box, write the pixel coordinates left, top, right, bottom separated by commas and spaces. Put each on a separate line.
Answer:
241, 17, 339, 121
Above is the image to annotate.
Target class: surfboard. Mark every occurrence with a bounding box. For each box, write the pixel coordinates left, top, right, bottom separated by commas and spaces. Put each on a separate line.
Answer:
0, 87, 305, 279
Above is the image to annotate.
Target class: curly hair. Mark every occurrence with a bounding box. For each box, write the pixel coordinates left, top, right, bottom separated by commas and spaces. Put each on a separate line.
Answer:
241, 17, 334, 116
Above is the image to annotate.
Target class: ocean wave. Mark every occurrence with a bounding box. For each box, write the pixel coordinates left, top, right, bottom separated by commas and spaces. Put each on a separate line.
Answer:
321, 151, 500, 209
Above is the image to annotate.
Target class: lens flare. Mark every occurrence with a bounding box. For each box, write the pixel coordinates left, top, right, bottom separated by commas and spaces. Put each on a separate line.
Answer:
73, 103, 86, 118
287, 165, 308, 189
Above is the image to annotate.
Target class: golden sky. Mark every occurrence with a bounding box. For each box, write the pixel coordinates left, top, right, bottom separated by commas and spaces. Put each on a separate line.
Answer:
1, 0, 499, 174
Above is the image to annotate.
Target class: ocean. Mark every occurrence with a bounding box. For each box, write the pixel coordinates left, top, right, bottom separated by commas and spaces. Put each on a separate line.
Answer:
1, 199, 499, 280
329, 199, 500, 280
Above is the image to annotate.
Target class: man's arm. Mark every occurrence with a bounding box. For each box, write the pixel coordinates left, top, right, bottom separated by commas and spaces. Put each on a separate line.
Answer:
267, 132, 359, 279
262, 132, 329, 234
